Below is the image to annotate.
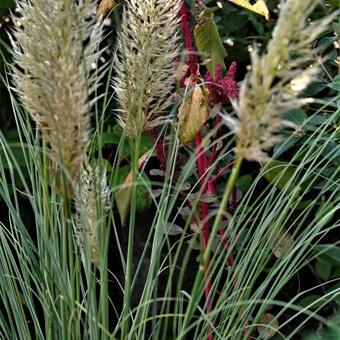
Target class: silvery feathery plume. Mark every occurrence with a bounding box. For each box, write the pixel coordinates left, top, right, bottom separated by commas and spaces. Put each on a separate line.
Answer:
224, 0, 337, 163
11, 0, 104, 182
114, 0, 181, 139
74, 164, 110, 267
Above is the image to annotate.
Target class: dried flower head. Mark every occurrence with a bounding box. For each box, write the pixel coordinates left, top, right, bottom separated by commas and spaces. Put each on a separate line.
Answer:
74, 164, 110, 267
11, 0, 104, 183
223, 0, 337, 163
114, 0, 181, 139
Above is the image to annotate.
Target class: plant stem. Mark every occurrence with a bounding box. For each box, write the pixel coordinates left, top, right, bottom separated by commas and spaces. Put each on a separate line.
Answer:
180, 157, 242, 339
121, 134, 141, 339
195, 133, 213, 332
204, 157, 242, 263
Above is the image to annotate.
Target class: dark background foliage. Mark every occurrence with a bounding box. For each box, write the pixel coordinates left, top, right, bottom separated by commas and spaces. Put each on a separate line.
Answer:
0, 0, 339, 338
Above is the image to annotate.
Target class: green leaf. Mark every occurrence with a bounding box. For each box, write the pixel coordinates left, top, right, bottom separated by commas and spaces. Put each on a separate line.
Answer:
298, 295, 326, 309
0, 0, 15, 9
263, 160, 296, 192
307, 114, 330, 126
284, 108, 307, 126
97, 124, 153, 159
315, 202, 335, 225
315, 259, 332, 281
313, 244, 340, 266
302, 81, 328, 96
326, 282, 340, 305
328, 75, 340, 92
273, 137, 297, 158
194, 9, 227, 75
236, 174, 252, 192
0, 145, 27, 168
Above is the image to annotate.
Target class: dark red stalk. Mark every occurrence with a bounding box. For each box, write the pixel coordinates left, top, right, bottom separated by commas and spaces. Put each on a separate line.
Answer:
179, 4, 250, 338
179, 3, 198, 75
179, 3, 213, 339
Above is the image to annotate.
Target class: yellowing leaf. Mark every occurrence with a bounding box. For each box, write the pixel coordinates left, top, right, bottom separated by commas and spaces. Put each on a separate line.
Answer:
194, 9, 227, 75
178, 86, 209, 144
115, 152, 149, 225
228, 0, 270, 20
270, 228, 294, 259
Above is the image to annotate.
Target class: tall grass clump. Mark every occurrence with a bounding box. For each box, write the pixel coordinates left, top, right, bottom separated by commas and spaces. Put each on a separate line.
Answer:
11, 0, 103, 188
0, 0, 338, 339
1, 0, 109, 339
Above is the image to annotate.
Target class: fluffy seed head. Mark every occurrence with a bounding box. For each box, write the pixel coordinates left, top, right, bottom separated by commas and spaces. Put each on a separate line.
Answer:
114, 0, 181, 139
74, 164, 110, 267
224, 0, 337, 163
11, 0, 103, 183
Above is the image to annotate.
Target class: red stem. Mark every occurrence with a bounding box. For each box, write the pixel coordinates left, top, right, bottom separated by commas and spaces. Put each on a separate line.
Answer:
195, 133, 213, 340
179, 3, 249, 338
180, 3, 213, 339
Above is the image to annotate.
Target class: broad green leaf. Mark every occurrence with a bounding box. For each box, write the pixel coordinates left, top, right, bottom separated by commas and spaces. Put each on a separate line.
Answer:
302, 81, 328, 96
228, 0, 269, 20
326, 282, 340, 305
328, 75, 340, 92
273, 137, 297, 158
194, 9, 227, 75
315, 259, 332, 281
97, 124, 153, 158
298, 295, 326, 309
263, 160, 296, 192
236, 174, 253, 192
284, 108, 307, 126
178, 86, 209, 144
313, 244, 340, 265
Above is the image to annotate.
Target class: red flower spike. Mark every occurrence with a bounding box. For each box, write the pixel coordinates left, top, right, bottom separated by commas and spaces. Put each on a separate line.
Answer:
205, 62, 239, 106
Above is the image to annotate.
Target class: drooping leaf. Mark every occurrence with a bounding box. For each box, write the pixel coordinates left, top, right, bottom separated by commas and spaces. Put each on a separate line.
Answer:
194, 9, 227, 75
227, 0, 270, 20
178, 86, 209, 144
114, 152, 150, 225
